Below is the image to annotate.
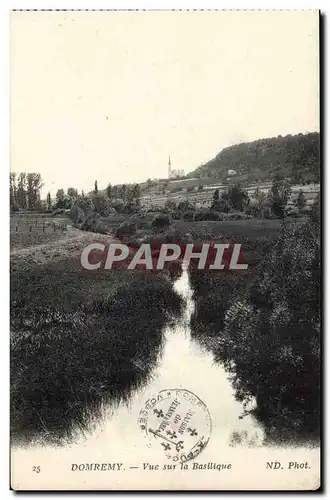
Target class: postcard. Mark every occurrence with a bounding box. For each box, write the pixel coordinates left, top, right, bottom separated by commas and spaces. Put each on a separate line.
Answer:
10, 9, 320, 491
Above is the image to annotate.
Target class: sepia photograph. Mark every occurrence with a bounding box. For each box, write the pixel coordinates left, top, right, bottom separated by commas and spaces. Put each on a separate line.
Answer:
10, 9, 320, 491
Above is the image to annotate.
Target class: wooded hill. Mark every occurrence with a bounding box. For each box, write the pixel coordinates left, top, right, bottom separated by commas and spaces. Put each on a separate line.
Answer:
188, 132, 320, 184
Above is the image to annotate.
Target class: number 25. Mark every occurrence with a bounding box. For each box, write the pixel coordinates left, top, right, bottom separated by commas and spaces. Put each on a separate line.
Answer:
32, 466, 41, 474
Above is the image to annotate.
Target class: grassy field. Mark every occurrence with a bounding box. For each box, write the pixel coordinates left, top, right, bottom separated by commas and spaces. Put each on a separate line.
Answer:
10, 224, 184, 445
10, 214, 71, 250
10, 211, 316, 446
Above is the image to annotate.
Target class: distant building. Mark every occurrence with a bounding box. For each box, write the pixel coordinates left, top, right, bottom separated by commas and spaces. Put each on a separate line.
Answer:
228, 169, 237, 176
168, 155, 185, 179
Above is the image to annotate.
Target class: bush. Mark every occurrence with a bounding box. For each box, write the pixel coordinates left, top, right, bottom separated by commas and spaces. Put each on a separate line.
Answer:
194, 210, 221, 221
151, 214, 171, 231
219, 220, 320, 440
182, 210, 195, 222
91, 193, 112, 216
170, 211, 182, 221
221, 211, 252, 221
115, 222, 137, 239
177, 200, 195, 212
211, 199, 231, 213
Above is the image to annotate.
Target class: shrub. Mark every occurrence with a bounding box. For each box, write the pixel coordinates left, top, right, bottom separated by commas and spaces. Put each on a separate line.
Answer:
194, 211, 221, 221
115, 222, 137, 239
170, 211, 182, 221
182, 210, 195, 222
91, 193, 112, 216
211, 199, 231, 213
177, 200, 195, 212
268, 175, 292, 218
151, 214, 171, 231
219, 220, 320, 440
221, 211, 252, 221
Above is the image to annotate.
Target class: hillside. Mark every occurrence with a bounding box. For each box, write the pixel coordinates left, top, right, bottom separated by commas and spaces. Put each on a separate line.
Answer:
188, 132, 320, 184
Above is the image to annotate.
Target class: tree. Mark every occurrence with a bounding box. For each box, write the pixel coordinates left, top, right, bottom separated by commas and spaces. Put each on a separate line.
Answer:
211, 190, 231, 213
268, 175, 292, 218
55, 189, 66, 209
10, 173, 18, 211
152, 214, 171, 231
221, 218, 320, 438
91, 193, 111, 215
213, 189, 220, 202
132, 184, 141, 206
296, 190, 306, 211
248, 187, 268, 217
46, 192, 52, 211
106, 183, 112, 199
26, 173, 43, 210
146, 178, 153, 193
16, 173, 27, 210
120, 184, 127, 203
76, 193, 94, 214
165, 199, 177, 211
227, 184, 250, 211
177, 200, 195, 213
94, 180, 98, 194
67, 187, 78, 199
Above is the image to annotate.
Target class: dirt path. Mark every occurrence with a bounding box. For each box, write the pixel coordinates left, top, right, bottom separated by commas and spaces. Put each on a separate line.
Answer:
10, 229, 118, 267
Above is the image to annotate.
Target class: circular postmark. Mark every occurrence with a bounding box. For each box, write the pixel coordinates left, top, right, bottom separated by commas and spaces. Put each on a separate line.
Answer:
138, 389, 212, 463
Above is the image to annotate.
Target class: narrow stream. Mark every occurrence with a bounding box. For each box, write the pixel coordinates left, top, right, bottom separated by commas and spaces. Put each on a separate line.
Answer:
72, 267, 265, 460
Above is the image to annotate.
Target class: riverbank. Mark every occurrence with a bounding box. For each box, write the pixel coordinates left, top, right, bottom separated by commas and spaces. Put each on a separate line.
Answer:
10, 231, 184, 446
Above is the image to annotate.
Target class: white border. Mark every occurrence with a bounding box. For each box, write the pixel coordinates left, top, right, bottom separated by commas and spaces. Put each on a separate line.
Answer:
2, 2, 327, 498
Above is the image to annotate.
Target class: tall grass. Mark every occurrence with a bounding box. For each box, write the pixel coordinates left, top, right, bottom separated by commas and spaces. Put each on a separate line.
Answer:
11, 261, 183, 445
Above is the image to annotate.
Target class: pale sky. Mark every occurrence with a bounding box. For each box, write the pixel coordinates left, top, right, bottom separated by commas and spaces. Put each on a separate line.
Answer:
10, 10, 319, 197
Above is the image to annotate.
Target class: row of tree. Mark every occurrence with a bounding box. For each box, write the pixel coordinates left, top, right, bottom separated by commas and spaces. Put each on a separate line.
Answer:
211, 175, 307, 218
10, 173, 143, 215
10, 173, 43, 212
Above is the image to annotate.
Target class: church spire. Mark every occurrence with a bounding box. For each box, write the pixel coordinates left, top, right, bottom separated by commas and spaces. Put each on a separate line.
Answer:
168, 155, 172, 178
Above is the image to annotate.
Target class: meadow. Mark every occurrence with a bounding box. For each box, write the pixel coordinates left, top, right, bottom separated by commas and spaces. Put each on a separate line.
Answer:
10, 214, 71, 250
10, 221, 184, 445
10, 209, 319, 446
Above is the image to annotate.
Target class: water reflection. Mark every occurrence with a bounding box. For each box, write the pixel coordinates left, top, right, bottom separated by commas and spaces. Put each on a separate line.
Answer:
78, 267, 265, 454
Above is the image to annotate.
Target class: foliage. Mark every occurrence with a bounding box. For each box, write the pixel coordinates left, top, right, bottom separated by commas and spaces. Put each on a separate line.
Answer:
91, 193, 112, 216
177, 200, 195, 213
194, 210, 221, 221
268, 175, 292, 218
75, 193, 94, 214
67, 187, 78, 199
151, 213, 171, 231
219, 220, 320, 440
165, 199, 177, 211
11, 266, 183, 444
10, 172, 44, 211
189, 132, 320, 184
296, 190, 306, 211
106, 183, 112, 199
211, 196, 231, 213
115, 222, 137, 239
227, 184, 250, 211
182, 210, 195, 222
46, 192, 52, 211
310, 193, 320, 226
